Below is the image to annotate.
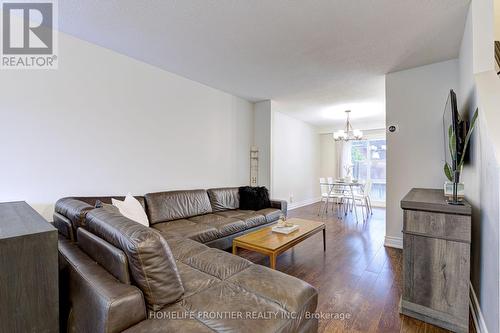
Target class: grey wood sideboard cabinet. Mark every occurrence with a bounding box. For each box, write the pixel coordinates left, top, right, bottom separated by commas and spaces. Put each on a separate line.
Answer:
0, 201, 59, 333
400, 188, 472, 333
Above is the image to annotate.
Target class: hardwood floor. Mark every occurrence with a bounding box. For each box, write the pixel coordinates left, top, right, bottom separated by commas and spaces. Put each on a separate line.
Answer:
235, 202, 475, 333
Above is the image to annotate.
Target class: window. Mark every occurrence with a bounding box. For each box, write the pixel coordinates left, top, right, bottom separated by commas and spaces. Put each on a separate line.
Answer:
351, 138, 386, 203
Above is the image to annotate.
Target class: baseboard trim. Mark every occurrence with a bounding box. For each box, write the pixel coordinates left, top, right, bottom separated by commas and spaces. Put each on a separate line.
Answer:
470, 282, 488, 333
288, 197, 321, 210
384, 236, 403, 249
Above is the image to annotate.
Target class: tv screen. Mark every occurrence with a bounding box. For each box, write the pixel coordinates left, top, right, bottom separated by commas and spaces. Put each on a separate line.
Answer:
442, 89, 462, 178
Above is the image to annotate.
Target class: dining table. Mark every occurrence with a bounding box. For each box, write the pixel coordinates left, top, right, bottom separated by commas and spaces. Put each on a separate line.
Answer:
319, 180, 365, 223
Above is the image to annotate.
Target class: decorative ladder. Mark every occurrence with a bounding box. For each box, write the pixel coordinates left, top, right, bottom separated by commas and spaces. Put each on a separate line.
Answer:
496, 41, 500, 75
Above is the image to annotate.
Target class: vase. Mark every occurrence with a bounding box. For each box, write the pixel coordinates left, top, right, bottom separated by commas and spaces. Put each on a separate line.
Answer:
444, 182, 465, 200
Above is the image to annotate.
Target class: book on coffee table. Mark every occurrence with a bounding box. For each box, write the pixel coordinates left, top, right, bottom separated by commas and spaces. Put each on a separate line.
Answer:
271, 225, 299, 234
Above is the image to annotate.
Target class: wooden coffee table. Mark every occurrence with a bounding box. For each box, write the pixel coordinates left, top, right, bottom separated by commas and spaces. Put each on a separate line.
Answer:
232, 218, 326, 269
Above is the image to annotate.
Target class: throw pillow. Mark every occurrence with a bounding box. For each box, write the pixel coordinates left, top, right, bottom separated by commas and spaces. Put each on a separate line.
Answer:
112, 194, 150, 227
239, 186, 271, 211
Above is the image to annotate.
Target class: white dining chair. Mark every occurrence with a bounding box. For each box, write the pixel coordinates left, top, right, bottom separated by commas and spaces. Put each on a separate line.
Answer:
327, 177, 349, 218
352, 179, 373, 221
318, 178, 330, 215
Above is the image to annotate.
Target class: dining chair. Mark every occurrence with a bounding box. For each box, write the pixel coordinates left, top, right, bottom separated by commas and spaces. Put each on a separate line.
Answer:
327, 177, 349, 218
363, 180, 373, 215
318, 178, 330, 215
352, 179, 373, 221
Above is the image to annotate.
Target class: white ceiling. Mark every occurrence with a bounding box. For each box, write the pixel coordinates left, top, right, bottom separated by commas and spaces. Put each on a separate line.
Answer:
59, 0, 470, 129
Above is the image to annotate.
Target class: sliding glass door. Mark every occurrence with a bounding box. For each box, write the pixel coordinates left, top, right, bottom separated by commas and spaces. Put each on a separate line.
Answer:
351, 138, 386, 205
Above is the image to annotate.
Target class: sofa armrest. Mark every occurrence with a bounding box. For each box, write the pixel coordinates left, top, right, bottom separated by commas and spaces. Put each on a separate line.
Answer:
59, 239, 146, 333
53, 212, 75, 241
54, 197, 93, 229
270, 199, 288, 216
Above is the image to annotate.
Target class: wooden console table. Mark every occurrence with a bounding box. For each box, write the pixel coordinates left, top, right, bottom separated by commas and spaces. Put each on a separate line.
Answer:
400, 188, 471, 333
0, 202, 59, 333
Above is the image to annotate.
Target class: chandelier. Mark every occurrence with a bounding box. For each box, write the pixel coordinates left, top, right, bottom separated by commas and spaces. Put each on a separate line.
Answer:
333, 110, 363, 141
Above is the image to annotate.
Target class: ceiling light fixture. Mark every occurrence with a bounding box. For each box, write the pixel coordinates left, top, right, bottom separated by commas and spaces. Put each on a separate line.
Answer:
333, 110, 364, 141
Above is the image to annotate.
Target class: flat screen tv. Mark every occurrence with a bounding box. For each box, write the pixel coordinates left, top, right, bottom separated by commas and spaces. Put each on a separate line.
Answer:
442, 89, 465, 203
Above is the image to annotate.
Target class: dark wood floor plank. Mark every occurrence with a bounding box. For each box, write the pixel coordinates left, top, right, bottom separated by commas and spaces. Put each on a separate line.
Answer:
401, 315, 427, 333
352, 265, 394, 332
377, 281, 403, 332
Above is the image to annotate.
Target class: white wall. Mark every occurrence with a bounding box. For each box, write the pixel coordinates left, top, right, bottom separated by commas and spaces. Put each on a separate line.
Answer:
459, 7, 477, 119
0, 31, 254, 220
319, 134, 338, 179
385, 59, 459, 248
496, 0, 500, 41
496, 0, 500, 72
458, 2, 500, 332
472, 0, 495, 73
460, 72, 500, 333
254, 100, 273, 192
272, 110, 321, 209
467, 72, 500, 333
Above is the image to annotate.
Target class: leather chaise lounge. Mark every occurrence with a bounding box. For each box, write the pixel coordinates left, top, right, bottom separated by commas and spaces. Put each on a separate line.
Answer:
54, 187, 318, 333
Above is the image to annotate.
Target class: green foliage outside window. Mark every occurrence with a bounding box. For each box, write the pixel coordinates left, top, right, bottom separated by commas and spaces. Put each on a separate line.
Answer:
352, 146, 364, 162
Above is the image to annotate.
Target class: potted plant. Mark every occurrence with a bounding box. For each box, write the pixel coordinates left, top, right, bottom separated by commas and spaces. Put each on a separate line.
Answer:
443, 108, 478, 200
343, 164, 353, 182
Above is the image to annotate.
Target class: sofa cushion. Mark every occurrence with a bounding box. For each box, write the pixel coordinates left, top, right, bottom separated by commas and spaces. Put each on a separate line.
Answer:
188, 214, 247, 237
126, 281, 314, 333
213, 209, 255, 218
186, 248, 251, 280
166, 237, 210, 261
207, 187, 239, 212
123, 303, 215, 333
240, 213, 268, 228
176, 262, 220, 298
153, 219, 219, 243
180, 281, 291, 333
238, 186, 271, 210
85, 206, 184, 311
256, 208, 283, 223
212, 210, 269, 228
145, 190, 212, 224
227, 265, 318, 313
77, 228, 131, 285
59, 238, 147, 333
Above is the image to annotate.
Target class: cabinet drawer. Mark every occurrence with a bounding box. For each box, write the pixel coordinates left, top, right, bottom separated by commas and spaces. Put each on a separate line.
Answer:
403, 210, 471, 243
402, 233, 470, 321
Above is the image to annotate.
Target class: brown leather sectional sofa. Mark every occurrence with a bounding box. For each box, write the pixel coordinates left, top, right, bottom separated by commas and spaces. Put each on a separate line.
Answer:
54, 187, 318, 333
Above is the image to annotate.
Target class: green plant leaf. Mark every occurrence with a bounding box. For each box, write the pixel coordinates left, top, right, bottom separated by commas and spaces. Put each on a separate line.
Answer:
459, 108, 479, 167
444, 163, 453, 182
